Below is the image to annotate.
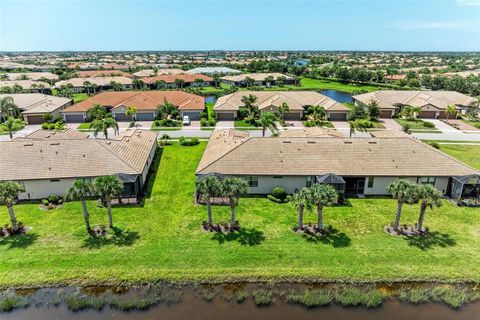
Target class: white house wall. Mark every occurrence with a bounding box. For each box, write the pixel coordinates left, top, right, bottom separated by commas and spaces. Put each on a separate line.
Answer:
18, 178, 77, 200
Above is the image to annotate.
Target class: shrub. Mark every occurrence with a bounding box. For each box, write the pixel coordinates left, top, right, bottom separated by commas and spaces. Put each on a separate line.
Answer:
238, 107, 249, 119
423, 121, 435, 128
287, 289, 332, 307
48, 123, 56, 130
200, 118, 208, 127
271, 187, 287, 201
428, 142, 440, 149
354, 119, 374, 128
267, 195, 283, 203
179, 137, 200, 146
304, 120, 315, 127
253, 289, 273, 306
47, 195, 60, 205
41, 123, 49, 130
153, 120, 161, 127
42, 199, 49, 206
208, 119, 216, 126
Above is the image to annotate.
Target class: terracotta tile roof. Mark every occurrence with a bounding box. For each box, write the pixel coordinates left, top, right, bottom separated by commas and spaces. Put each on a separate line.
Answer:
0, 129, 157, 181
141, 74, 213, 84
55, 76, 133, 88
133, 69, 185, 77
279, 127, 343, 138
76, 70, 131, 78
214, 91, 349, 112
7, 72, 58, 81
196, 130, 478, 177
62, 90, 205, 113
0, 93, 71, 114
20, 129, 89, 140
221, 72, 294, 82
0, 80, 51, 90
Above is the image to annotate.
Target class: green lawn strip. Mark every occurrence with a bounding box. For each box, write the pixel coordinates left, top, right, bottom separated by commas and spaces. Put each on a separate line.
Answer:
238, 78, 378, 93
234, 120, 261, 130
76, 122, 92, 130
151, 127, 182, 131
73, 93, 89, 103
1, 143, 480, 287
462, 119, 480, 129
395, 119, 441, 133
0, 121, 25, 135
422, 140, 480, 144
436, 144, 480, 170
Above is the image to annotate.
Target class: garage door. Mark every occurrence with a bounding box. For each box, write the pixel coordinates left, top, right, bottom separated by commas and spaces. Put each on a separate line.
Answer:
137, 112, 155, 121
114, 113, 131, 121
25, 115, 44, 124
380, 110, 393, 118
182, 111, 201, 121
329, 112, 347, 121
216, 112, 235, 121
64, 114, 84, 123
284, 112, 301, 120
419, 111, 436, 118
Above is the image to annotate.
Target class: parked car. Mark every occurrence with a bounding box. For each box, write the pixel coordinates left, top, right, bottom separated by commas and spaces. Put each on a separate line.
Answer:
182, 115, 191, 125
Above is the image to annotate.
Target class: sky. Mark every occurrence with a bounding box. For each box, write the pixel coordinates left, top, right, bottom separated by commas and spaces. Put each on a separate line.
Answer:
0, 0, 479, 52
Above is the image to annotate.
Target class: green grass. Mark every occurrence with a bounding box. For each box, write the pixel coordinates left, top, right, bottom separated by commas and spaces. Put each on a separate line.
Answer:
76, 122, 92, 130
234, 120, 261, 129
151, 127, 182, 131
463, 119, 480, 129
395, 119, 441, 133
1, 143, 480, 287
73, 93, 89, 103
437, 144, 480, 169
0, 120, 25, 135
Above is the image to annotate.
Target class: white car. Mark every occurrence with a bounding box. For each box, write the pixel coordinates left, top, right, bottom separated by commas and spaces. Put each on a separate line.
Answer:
182, 115, 191, 125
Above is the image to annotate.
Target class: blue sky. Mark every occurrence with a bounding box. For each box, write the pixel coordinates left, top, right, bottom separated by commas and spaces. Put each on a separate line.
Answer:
1, 0, 479, 51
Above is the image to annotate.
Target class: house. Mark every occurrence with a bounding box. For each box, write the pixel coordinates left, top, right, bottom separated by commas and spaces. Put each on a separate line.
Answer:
352, 90, 476, 118
213, 91, 350, 121
76, 70, 131, 78
0, 93, 72, 124
132, 68, 185, 78
61, 90, 205, 122
141, 74, 213, 89
0, 129, 158, 201
6, 72, 59, 83
186, 67, 241, 76
54, 76, 134, 93
279, 127, 343, 138
221, 73, 297, 87
196, 129, 479, 198
0, 80, 51, 94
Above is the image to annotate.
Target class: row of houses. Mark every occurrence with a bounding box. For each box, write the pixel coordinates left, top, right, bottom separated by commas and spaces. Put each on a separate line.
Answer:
196, 129, 479, 200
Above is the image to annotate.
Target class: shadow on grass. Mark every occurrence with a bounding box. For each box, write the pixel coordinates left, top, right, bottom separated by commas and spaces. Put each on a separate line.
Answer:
211, 227, 265, 246
404, 231, 456, 251
0, 232, 38, 249
82, 227, 140, 249
301, 226, 351, 248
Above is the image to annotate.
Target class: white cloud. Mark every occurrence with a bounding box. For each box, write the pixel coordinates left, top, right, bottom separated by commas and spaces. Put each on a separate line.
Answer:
391, 20, 475, 30
456, 0, 480, 6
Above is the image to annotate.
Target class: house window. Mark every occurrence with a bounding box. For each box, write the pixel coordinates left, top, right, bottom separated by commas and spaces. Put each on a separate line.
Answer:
50, 179, 60, 182
306, 176, 312, 188
247, 176, 258, 188
273, 176, 283, 179
367, 177, 374, 188
418, 177, 436, 186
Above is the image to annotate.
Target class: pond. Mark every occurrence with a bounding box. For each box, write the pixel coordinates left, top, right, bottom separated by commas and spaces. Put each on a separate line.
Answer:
319, 89, 353, 103
205, 95, 216, 104
1, 283, 478, 320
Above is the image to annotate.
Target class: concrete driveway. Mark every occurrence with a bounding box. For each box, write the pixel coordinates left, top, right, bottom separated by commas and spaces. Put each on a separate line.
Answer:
445, 119, 480, 132
215, 121, 234, 129
424, 119, 460, 133
380, 119, 403, 131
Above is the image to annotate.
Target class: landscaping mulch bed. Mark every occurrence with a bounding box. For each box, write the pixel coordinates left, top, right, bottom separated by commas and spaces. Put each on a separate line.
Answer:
293, 224, 332, 236
89, 225, 107, 237
202, 221, 240, 233
0, 223, 31, 238
39, 203, 63, 211
384, 225, 429, 237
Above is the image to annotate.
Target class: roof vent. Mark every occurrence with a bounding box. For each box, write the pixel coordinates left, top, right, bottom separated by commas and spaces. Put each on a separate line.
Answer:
50, 142, 60, 145
23, 143, 34, 146
368, 141, 377, 144
307, 141, 316, 144
344, 141, 353, 144
283, 140, 291, 144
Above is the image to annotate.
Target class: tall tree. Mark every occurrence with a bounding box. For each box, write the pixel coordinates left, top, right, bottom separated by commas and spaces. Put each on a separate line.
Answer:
310, 184, 338, 231
66, 180, 93, 233
416, 184, 442, 231
93, 176, 124, 228
291, 188, 312, 229
308, 105, 327, 124
258, 112, 278, 137
0, 181, 25, 229
87, 104, 107, 120
241, 94, 258, 118
197, 176, 222, 224
126, 105, 137, 124
277, 102, 290, 122
445, 104, 456, 121
221, 177, 248, 228
89, 116, 119, 139
387, 179, 418, 230
3, 117, 23, 139
0, 96, 20, 122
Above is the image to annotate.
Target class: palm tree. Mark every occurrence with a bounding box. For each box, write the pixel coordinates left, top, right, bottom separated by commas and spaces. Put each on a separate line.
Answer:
241, 94, 258, 118
310, 184, 338, 231
308, 105, 327, 124
42, 113, 53, 123
125, 105, 137, 124
387, 179, 418, 230
83, 81, 92, 95
416, 184, 442, 231
244, 76, 255, 87
174, 79, 185, 88
89, 116, 119, 139
197, 176, 222, 224
348, 120, 367, 138
221, 177, 248, 228
0, 181, 25, 229
87, 104, 107, 120
277, 102, 290, 122
291, 188, 312, 229
445, 104, 456, 122
258, 112, 278, 137
402, 105, 422, 121
0, 96, 20, 122
93, 175, 124, 228
4, 117, 23, 139
66, 180, 93, 233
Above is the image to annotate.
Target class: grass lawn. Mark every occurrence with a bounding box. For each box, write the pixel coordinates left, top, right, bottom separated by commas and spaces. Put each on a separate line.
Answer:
76, 122, 92, 130
73, 93, 89, 103
234, 120, 261, 129
395, 119, 441, 133
437, 144, 480, 170
197, 84, 232, 95
463, 119, 480, 129
239, 78, 379, 93
1, 143, 480, 287
0, 120, 25, 135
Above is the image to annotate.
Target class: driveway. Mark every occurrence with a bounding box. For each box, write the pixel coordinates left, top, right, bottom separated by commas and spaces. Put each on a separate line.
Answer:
215, 121, 234, 129
444, 119, 480, 133
424, 119, 460, 133
380, 118, 403, 131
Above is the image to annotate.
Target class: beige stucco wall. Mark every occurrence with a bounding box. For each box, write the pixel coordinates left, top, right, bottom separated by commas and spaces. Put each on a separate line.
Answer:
18, 178, 77, 200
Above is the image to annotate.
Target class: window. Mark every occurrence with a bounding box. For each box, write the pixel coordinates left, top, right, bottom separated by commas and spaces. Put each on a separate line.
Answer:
247, 176, 258, 188
367, 177, 374, 188
418, 177, 436, 186
306, 176, 312, 188
273, 176, 283, 179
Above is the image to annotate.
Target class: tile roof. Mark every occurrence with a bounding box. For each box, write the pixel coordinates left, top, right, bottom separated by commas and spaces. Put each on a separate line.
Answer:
196, 129, 478, 177
353, 90, 475, 110
61, 90, 205, 113
76, 70, 131, 78
279, 127, 343, 138
7, 72, 58, 81
0, 80, 51, 90
221, 73, 294, 82
0, 93, 71, 114
55, 76, 133, 88
133, 69, 185, 77
19, 129, 89, 140
0, 129, 157, 181
214, 91, 350, 112
141, 74, 213, 84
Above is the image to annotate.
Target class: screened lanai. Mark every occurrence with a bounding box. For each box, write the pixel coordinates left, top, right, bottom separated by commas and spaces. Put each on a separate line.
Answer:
450, 174, 480, 202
